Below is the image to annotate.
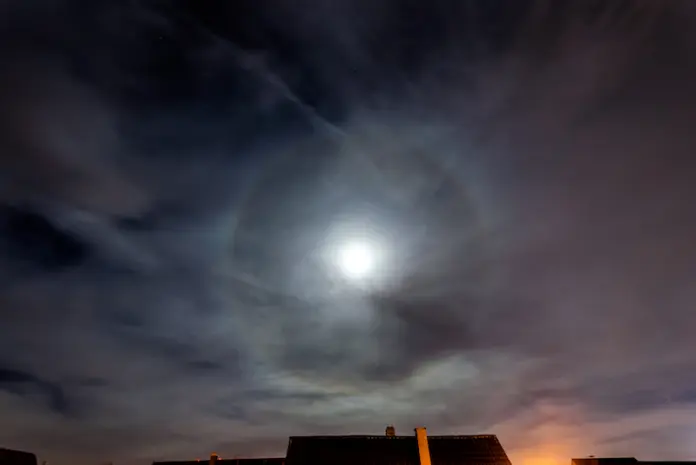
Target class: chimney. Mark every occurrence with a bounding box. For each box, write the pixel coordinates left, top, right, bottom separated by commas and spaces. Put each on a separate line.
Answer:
415, 427, 432, 465
210, 453, 219, 465
386, 425, 396, 437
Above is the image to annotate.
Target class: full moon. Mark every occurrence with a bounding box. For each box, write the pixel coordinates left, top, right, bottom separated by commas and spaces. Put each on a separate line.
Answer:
336, 241, 376, 281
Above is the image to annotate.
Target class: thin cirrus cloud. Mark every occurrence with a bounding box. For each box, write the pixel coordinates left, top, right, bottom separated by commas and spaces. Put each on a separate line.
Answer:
1, 1, 696, 464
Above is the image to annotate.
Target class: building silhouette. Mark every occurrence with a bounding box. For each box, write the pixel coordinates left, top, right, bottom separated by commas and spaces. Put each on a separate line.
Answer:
0, 448, 37, 465
572, 458, 696, 465
153, 426, 512, 465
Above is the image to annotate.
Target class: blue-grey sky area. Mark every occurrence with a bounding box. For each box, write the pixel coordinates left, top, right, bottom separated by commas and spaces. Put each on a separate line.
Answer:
2, 1, 696, 464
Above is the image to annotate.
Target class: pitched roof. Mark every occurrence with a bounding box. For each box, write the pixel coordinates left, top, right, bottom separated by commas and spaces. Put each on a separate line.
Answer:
0, 448, 37, 465
285, 434, 512, 465
428, 436, 512, 465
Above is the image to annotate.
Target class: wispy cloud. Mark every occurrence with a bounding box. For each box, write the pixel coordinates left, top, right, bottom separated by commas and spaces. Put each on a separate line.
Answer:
1, 1, 696, 464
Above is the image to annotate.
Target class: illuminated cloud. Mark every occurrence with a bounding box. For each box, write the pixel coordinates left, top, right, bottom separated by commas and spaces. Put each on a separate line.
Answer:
1, 1, 696, 465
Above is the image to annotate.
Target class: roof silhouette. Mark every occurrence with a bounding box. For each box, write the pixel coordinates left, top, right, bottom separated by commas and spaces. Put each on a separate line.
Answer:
285, 434, 512, 465
0, 448, 38, 465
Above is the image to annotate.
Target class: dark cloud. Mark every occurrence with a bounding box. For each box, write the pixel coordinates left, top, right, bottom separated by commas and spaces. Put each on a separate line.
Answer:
0, 368, 69, 416
2, 1, 696, 464
1, 206, 91, 270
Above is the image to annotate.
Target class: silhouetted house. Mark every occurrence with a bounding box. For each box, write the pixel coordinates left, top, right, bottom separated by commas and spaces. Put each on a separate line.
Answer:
153, 427, 512, 465
0, 448, 37, 465
572, 458, 696, 465
285, 427, 512, 465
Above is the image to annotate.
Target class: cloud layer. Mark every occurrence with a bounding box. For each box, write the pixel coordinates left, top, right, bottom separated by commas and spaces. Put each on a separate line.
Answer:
2, 1, 696, 464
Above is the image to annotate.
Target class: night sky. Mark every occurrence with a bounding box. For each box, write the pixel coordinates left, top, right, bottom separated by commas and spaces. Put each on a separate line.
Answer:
2, 1, 696, 464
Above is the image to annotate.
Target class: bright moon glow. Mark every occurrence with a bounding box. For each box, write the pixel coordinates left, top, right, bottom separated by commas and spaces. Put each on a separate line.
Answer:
336, 241, 377, 280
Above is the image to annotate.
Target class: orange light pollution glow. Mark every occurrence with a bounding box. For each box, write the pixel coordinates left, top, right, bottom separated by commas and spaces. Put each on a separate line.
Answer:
515, 452, 568, 465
